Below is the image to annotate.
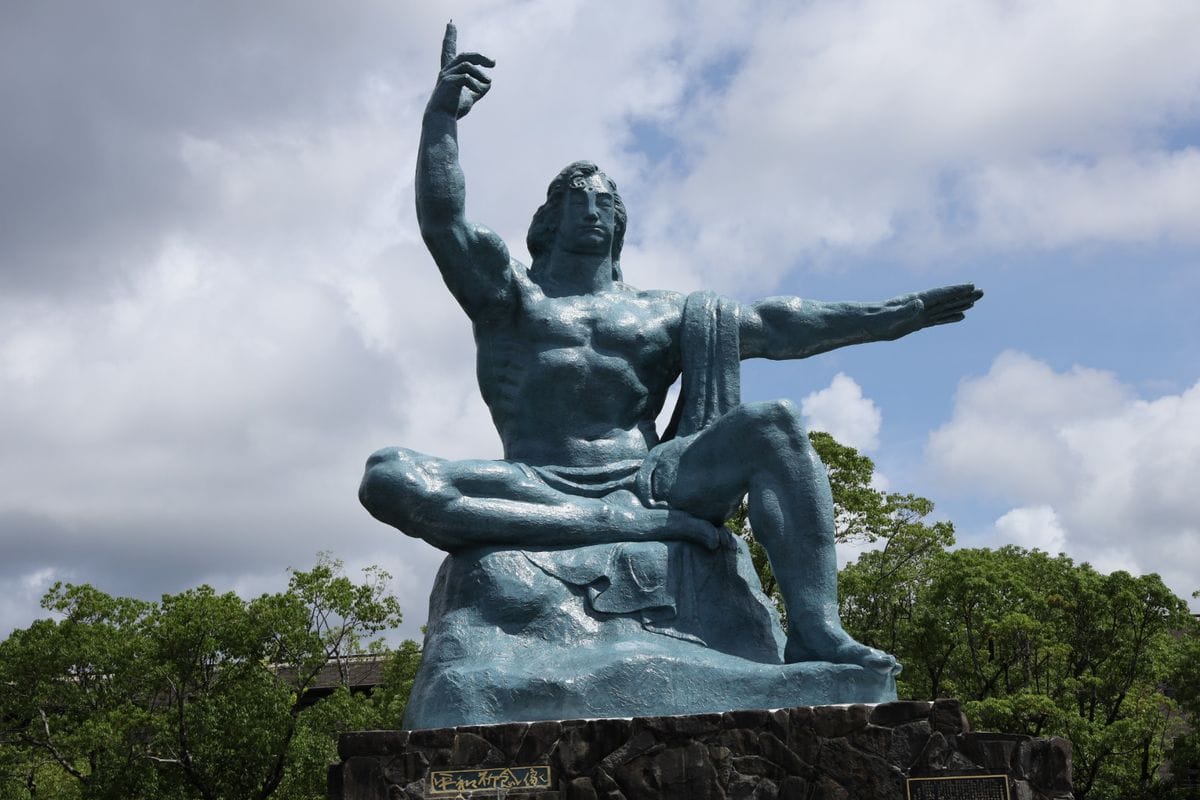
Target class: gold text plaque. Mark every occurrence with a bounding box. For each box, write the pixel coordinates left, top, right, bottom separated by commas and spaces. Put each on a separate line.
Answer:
427, 765, 553, 796
906, 774, 1010, 800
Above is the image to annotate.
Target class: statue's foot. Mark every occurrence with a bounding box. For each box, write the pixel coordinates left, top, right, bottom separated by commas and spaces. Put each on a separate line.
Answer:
784, 627, 901, 676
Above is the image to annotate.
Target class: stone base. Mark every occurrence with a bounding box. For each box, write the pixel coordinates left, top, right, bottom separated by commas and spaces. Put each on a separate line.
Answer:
329, 700, 1073, 799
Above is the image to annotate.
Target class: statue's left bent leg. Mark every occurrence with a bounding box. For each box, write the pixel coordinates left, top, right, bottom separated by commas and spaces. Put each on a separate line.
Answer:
659, 400, 900, 675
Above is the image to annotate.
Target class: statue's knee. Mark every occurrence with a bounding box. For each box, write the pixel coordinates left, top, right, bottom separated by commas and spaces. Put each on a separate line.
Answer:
360, 448, 429, 519
741, 400, 807, 446
365, 446, 402, 471
363, 447, 418, 486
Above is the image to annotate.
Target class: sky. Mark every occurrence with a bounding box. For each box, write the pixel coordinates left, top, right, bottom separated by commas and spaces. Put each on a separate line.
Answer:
2, 0, 1198, 641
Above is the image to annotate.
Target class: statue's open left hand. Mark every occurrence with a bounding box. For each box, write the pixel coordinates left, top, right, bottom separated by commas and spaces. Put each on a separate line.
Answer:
429, 22, 494, 119
918, 284, 983, 326
890, 283, 983, 338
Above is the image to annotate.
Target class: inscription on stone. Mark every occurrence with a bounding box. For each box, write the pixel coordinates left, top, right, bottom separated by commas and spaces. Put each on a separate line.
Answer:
906, 774, 1010, 800
427, 765, 552, 796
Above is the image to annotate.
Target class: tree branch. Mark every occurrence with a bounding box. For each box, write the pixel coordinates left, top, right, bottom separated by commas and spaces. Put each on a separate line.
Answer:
35, 708, 85, 782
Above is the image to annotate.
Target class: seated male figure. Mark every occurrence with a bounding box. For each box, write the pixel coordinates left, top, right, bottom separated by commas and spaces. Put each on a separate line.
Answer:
359, 26, 982, 721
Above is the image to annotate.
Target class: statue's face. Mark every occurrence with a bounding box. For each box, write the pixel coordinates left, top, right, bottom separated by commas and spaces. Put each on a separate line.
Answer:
556, 174, 615, 256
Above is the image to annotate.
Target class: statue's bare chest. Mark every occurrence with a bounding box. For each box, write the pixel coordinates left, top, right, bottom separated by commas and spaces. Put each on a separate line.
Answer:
473, 287, 683, 431
519, 292, 679, 368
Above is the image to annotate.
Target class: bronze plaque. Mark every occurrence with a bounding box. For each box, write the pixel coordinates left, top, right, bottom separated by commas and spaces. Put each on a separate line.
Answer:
906, 774, 1010, 800
427, 765, 553, 796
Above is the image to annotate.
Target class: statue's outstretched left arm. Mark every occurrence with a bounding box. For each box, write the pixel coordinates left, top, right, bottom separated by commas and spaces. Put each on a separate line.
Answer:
739, 284, 983, 360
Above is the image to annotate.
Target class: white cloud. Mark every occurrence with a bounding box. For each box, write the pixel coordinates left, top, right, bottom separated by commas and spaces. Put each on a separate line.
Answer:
802, 373, 882, 452
968, 150, 1200, 247
0, 6, 502, 636
927, 352, 1131, 502
0, 566, 69, 636
632, 0, 1200, 286
929, 351, 1200, 603
993, 506, 1068, 555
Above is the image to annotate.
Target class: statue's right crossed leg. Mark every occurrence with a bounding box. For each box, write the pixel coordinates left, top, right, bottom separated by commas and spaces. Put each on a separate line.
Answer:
359, 447, 721, 552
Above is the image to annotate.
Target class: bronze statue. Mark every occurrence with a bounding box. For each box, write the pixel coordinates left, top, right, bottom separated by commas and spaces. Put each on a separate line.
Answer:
361, 24, 982, 727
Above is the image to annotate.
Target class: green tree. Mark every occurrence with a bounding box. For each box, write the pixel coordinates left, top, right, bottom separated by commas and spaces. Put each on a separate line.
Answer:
1147, 602, 1200, 799
734, 432, 1196, 800
0, 585, 161, 800
273, 643, 423, 800
0, 556, 416, 800
901, 547, 1190, 800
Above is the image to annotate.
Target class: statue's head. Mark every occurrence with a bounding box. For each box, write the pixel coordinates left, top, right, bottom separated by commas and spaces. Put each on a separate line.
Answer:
527, 161, 627, 281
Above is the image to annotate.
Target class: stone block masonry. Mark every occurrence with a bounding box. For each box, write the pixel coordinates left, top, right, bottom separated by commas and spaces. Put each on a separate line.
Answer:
328, 699, 1072, 799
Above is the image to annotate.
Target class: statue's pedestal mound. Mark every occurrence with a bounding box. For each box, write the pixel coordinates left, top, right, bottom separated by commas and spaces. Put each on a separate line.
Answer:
405, 543, 898, 729
329, 700, 1073, 799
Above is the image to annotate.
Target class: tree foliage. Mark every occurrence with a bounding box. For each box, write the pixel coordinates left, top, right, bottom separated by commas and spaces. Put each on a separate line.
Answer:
0, 556, 419, 800
897, 548, 1191, 800
737, 431, 1200, 800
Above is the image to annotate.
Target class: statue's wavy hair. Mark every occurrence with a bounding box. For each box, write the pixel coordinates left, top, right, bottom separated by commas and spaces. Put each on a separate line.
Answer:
527, 161, 627, 282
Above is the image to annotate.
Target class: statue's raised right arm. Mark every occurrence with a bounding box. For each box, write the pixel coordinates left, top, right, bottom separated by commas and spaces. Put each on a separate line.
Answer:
416, 23, 512, 320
